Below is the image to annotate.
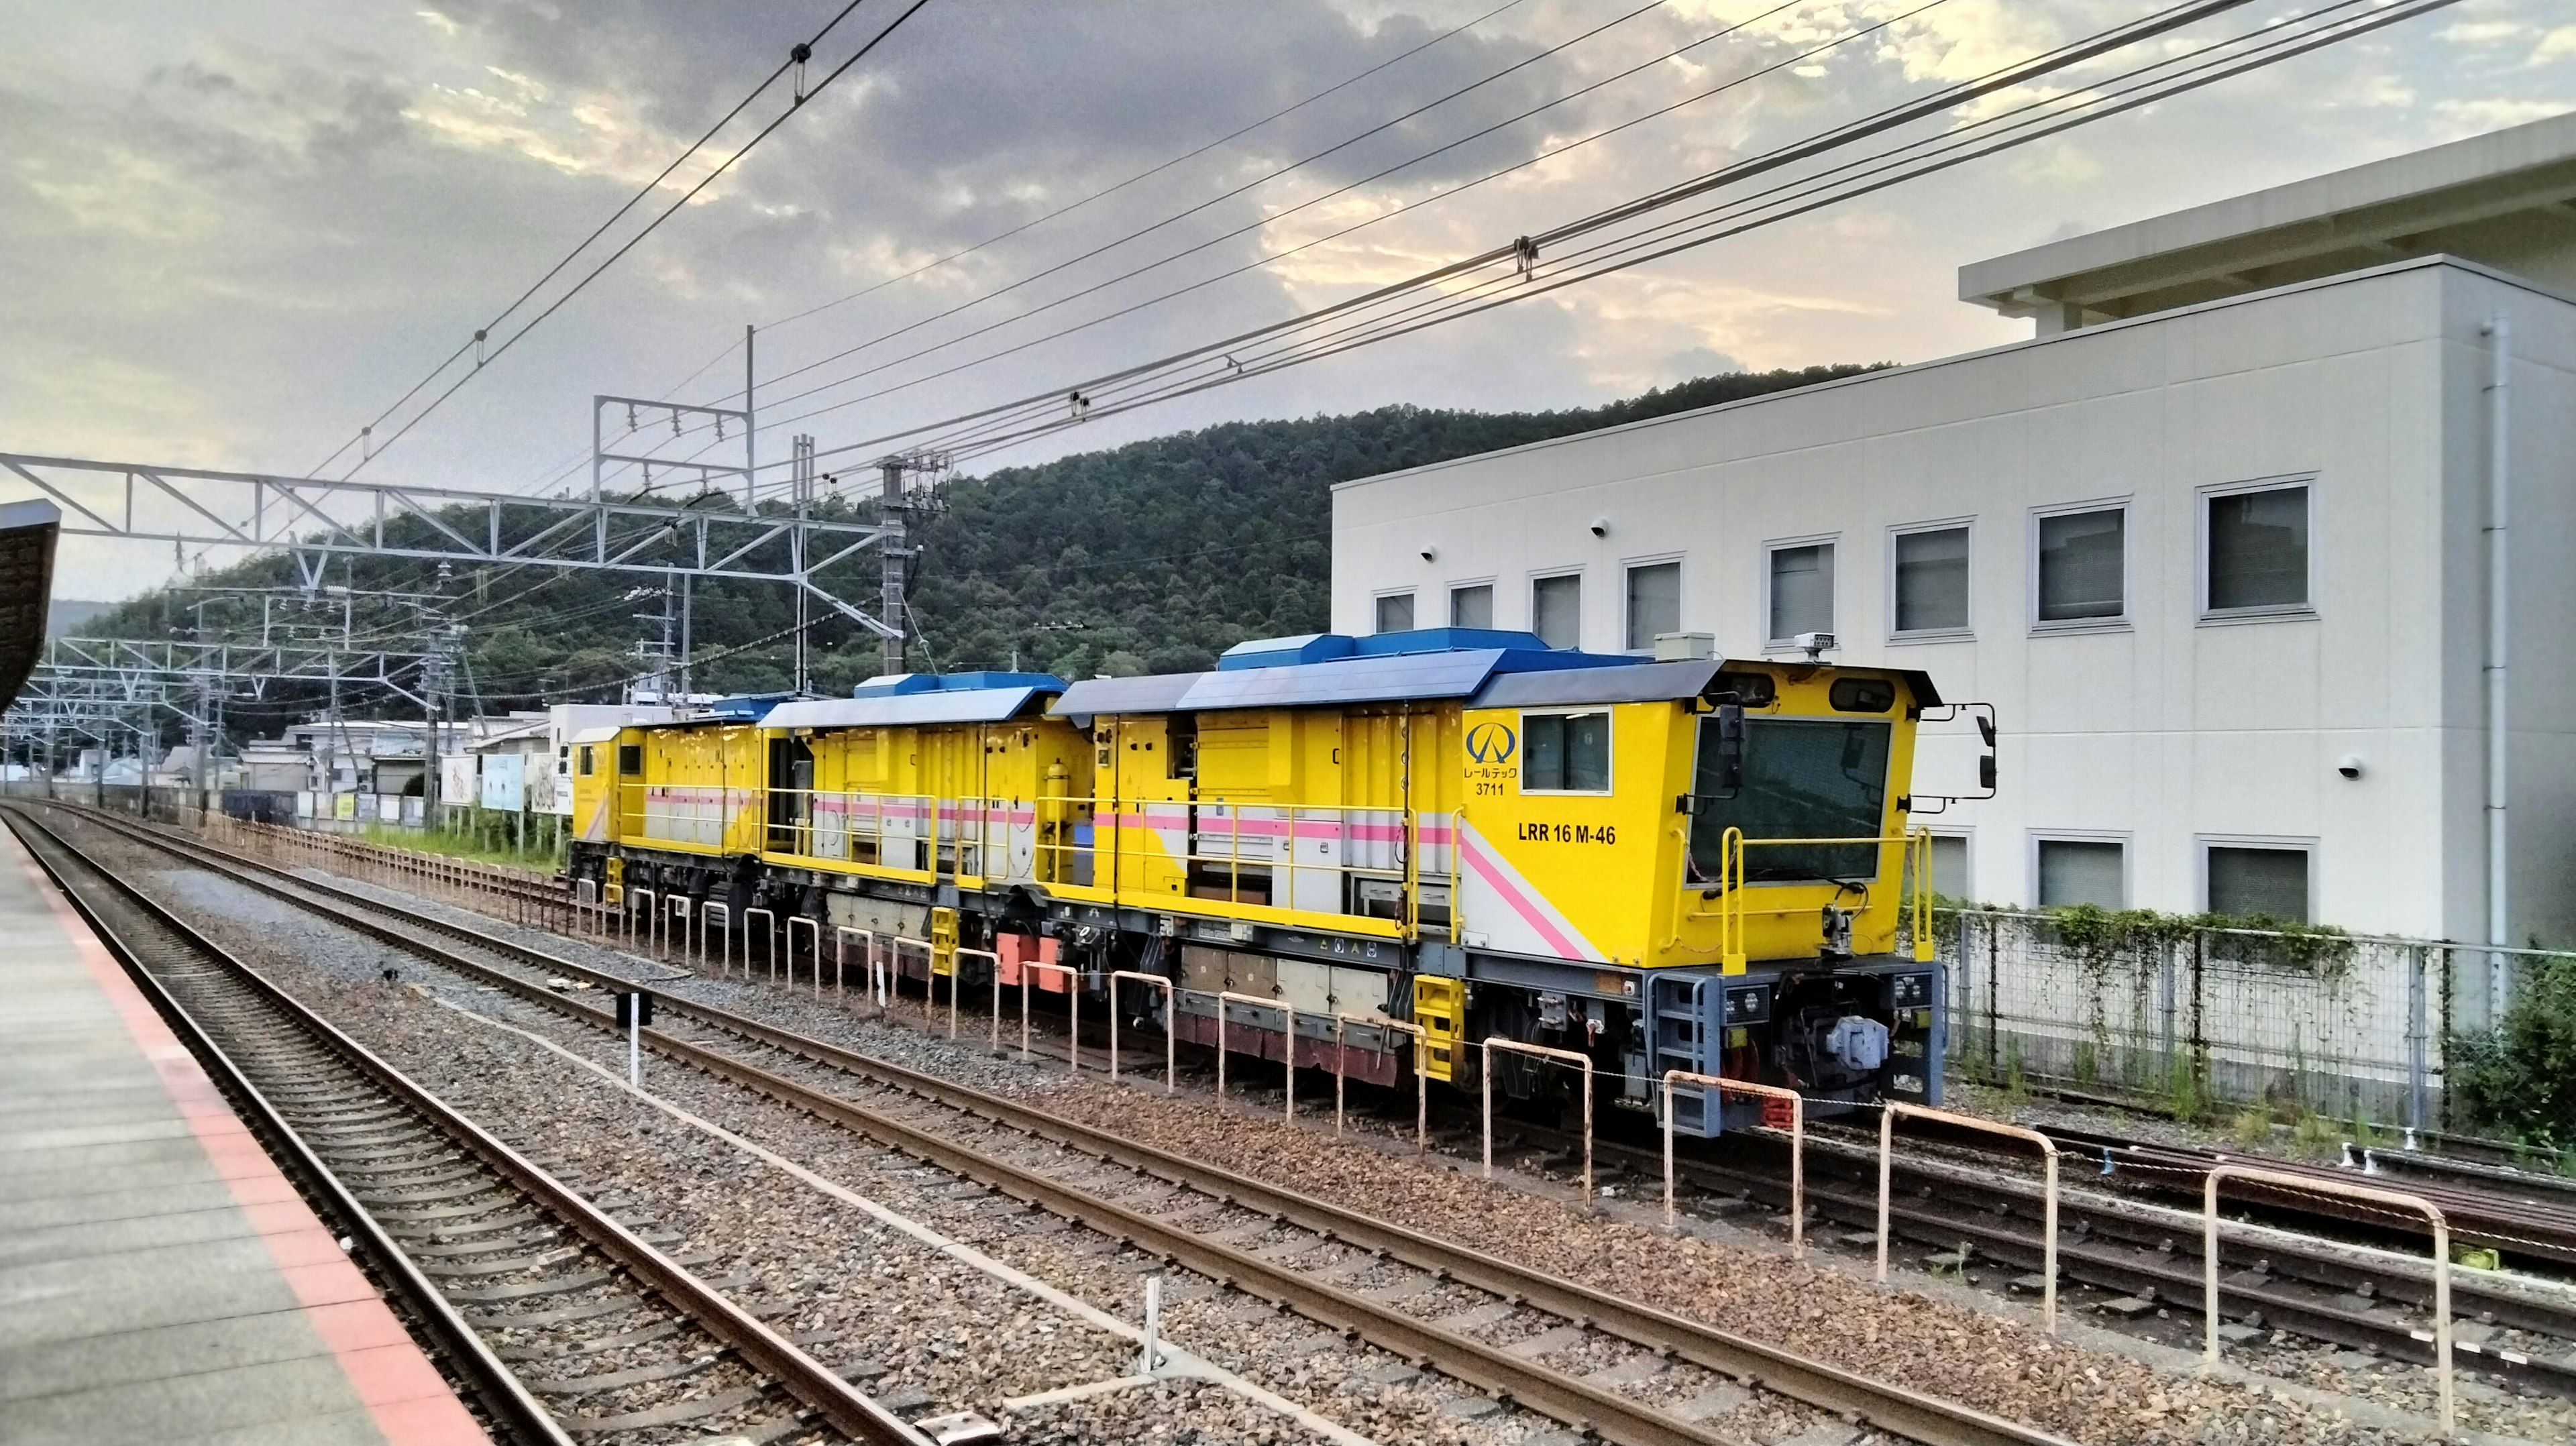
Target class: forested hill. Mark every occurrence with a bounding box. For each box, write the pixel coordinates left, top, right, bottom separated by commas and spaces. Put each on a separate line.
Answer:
912, 364, 1875, 679
83, 364, 1875, 728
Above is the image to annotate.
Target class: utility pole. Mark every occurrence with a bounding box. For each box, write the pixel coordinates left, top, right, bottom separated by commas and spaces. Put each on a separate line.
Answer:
879, 458, 907, 679
793, 435, 814, 696
745, 323, 757, 512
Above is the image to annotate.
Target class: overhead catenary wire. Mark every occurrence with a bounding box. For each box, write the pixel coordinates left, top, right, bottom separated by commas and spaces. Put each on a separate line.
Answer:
631, 0, 1890, 476
732, 0, 1688, 406
566, 0, 1534, 504
336, 0, 932, 482
755, 0, 1539, 336
796, 0, 2447, 474
710, 0, 1911, 456
927, 0, 2458, 467
313, 0, 878, 480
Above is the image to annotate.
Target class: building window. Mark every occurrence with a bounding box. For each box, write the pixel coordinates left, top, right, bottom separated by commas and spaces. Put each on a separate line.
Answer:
1892, 524, 1970, 635
2205, 842, 2310, 922
1374, 592, 1415, 634
1930, 834, 1970, 898
2206, 482, 2310, 613
2035, 836, 2125, 909
1450, 583, 1493, 629
1624, 561, 1680, 651
1767, 541, 1835, 642
2035, 506, 2125, 624
1532, 573, 1581, 649
1523, 711, 1611, 793
1903, 833, 1972, 901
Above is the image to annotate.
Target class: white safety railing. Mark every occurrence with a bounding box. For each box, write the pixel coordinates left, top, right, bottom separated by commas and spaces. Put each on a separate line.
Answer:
575, 879, 598, 936
1335, 1014, 1427, 1157
701, 901, 732, 973
1481, 1038, 1593, 1205
602, 882, 623, 942
1108, 970, 1174, 1094
889, 936, 938, 1033
668, 895, 694, 965
787, 915, 820, 997
834, 926, 874, 1003
2204, 1166, 2452, 1433
1879, 1103, 2059, 1333
1213, 991, 1295, 1121
1003, 956, 1080, 1070
743, 906, 777, 981
1661, 1072, 1803, 1254
631, 887, 657, 953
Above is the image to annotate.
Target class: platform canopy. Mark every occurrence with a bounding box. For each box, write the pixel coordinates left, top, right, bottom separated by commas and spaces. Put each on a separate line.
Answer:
0, 500, 60, 714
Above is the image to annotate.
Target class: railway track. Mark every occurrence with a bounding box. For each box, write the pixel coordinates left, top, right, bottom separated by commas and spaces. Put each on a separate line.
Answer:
50, 801, 2076, 1446
1438, 1095, 2576, 1404
2, 806, 931, 1446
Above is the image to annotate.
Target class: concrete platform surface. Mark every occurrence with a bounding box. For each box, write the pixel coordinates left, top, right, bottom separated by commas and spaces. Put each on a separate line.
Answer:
0, 818, 489, 1446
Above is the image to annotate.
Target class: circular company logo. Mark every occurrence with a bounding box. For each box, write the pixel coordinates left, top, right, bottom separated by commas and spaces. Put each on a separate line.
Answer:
1465, 721, 1518, 765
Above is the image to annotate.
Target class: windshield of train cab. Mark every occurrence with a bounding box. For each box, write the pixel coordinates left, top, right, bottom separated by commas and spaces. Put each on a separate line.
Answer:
1688, 716, 1892, 883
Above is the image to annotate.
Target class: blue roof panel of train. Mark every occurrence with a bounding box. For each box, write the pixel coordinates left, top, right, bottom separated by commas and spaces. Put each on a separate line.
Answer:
766, 681, 1065, 732
849, 670, 1065, 699
1216, 628, 1562, 671
1057, 635, 1630, 718
701, 692, 794, 721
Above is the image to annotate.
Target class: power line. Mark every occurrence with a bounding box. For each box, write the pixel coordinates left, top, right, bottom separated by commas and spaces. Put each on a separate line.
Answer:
337, 0, 932, 480
313, 0, 876, 478
733, 0, 1682, 406
632, 0, 1846, 476
713, 0, 1889, 453
803, 0, 2450, 471
753, 0, 1537, 337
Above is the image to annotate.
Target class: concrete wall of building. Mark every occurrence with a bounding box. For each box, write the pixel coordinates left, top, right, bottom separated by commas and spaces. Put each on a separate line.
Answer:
1332, 259, 2576, 959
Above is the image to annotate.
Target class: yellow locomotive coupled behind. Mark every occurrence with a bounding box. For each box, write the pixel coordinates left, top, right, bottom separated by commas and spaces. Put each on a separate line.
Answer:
568, 628, 1992, 1133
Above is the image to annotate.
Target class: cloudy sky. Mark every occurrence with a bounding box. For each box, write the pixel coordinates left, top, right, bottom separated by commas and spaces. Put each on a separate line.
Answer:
5, 0, 2570, 599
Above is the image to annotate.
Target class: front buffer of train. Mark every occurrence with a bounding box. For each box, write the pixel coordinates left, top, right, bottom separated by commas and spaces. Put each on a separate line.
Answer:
1459, 659, 1978, 1135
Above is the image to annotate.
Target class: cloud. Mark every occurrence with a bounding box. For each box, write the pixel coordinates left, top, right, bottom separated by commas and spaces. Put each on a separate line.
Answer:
7, 0, 2575, 600
2432, 97, 2571, 131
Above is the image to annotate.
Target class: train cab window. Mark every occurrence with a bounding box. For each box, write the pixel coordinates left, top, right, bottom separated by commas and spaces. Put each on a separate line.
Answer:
1523, 712, 1610, 793
1689, 717, 1890, 882
1166, 716, 1198, 780
578, 746, 595, 777
1828, 677, 1896, 713
1708, 671, 1776, 708
617, 744, 642, 777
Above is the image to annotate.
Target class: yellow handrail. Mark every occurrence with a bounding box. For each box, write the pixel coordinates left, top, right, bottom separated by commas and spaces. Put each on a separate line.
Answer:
1717, 826, 1935, 973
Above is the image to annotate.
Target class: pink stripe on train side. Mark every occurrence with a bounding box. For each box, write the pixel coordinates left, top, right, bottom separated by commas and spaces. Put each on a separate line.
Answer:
1460, 832, 1589, 961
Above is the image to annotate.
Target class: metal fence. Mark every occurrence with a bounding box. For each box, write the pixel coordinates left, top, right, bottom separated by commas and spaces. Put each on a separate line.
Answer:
1936, 907, 2504, 1135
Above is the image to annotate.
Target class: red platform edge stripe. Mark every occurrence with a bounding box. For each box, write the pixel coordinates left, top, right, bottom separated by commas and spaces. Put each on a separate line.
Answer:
5, 825, 491, 1446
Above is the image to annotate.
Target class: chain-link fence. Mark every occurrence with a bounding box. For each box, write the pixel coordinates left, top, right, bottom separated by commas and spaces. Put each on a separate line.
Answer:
1935, 907, 2510, 1135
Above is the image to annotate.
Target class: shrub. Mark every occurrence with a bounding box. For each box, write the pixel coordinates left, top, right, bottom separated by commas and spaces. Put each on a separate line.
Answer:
2449, 954, 2576, 1153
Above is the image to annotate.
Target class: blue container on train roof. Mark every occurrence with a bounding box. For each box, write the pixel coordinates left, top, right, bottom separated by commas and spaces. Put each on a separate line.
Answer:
851, 671, 1065, 698
702, 691, 795, 721
1217, 628, 1630, 675
1216, 633, 1356, 671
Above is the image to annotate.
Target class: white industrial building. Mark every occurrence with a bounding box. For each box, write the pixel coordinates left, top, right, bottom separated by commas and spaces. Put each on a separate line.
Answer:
1334, 115, 2576, 1015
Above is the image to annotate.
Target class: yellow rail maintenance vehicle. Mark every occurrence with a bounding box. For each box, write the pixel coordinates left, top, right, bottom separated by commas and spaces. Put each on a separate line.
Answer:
567, 629, 1994, 1136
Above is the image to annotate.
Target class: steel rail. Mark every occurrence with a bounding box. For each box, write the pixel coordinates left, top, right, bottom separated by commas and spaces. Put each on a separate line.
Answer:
74, 805, 2070, 1446
1483, 1109, 2576, 1398
6, 805, 931, 1446
3, 812, 573, 1446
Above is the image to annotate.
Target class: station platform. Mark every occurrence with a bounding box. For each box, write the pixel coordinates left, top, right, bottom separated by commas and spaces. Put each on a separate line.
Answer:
0, 822, 490, 1446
